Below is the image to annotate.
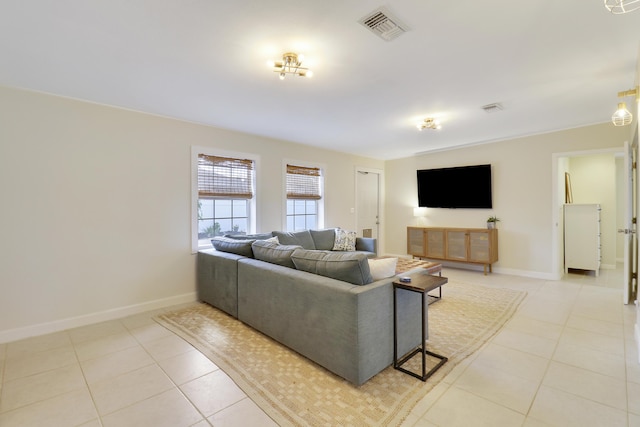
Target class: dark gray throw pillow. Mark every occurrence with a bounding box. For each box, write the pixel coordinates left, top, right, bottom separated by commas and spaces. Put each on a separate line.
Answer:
291, 249, 373, 285
309, 229, 337, 251
251, 240, 301, 268
211, 237, 256, 257
272, 230, 316, 249
223, 232, 274, 241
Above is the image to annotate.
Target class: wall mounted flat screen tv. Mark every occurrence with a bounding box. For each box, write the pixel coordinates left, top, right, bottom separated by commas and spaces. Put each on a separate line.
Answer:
417, 164, 492, 209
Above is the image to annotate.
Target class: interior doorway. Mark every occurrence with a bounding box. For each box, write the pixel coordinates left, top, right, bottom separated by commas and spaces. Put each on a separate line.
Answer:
552, 146, 637, 303
355, 167, 383, 251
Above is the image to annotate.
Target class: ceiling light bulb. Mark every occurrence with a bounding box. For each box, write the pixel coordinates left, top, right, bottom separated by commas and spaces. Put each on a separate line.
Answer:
604, 0, 640, 14
266, 60, 275, 68
270, 52, 312, 80
612, 102, 633, 126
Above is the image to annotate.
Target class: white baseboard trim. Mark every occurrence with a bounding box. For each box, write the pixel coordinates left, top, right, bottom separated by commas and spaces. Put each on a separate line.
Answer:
492, 267, 560, 281
0, 292, 197, 344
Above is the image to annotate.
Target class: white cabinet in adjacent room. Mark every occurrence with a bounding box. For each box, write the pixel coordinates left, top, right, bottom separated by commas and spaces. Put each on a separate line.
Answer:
564, 203, 601, 276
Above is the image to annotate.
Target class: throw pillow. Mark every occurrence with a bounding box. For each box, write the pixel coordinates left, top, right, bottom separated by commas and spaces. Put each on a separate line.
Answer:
291, 249, 373, 285
211, 237, 256, 258
251, 240, 300, 268
272, 230, 316, 249
223, 232, 274, 241
333, 228, 357, 251
309, 228, 337, 250
368, 257, 398, 281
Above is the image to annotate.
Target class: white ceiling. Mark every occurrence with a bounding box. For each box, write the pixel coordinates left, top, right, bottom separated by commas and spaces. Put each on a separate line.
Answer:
1, 0, 638, 160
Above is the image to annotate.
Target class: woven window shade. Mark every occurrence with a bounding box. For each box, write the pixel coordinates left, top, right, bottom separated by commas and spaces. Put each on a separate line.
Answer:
286, 164, 321, 200
198, 154, 254, 198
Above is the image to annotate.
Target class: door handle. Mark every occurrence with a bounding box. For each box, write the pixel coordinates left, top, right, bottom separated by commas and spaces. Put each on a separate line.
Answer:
618, 229, 636, 234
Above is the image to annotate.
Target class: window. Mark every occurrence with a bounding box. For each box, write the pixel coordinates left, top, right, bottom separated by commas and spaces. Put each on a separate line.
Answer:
286, 163, 322, 231
193, 150, 256, 250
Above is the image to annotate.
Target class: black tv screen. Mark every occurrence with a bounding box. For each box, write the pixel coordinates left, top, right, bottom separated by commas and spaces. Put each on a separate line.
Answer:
417, 164, 492, 209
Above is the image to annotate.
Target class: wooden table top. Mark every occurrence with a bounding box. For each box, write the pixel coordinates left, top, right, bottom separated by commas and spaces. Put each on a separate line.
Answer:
393, 274, 448, 293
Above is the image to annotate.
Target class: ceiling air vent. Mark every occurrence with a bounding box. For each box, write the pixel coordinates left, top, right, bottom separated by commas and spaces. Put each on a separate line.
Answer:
482, 103, 503, 113
359, 7, 409, 41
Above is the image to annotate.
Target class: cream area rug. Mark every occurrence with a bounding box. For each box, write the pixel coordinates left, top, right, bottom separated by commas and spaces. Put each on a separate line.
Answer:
156, 281, 526, 427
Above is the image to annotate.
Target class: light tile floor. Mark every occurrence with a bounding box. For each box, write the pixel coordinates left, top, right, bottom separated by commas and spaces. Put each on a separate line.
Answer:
0, 266, 638, 426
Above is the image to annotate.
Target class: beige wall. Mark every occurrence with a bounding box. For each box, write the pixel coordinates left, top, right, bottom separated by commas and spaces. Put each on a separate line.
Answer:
0, 83, 635, 341
384, 124, 630, 278
0, 86, 382, 341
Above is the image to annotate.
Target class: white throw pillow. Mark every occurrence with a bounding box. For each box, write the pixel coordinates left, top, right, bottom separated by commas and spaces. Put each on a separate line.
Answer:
368, 257, 398, 281
333, 228, 357, 251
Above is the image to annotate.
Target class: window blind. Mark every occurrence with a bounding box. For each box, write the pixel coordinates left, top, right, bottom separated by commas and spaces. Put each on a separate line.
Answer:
286, 164, 321, 200
198, 154, 254, 198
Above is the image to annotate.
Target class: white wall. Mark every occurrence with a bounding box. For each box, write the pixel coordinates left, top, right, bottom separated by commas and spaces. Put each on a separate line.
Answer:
384, 124, 630, 278
0, 86, 383, 342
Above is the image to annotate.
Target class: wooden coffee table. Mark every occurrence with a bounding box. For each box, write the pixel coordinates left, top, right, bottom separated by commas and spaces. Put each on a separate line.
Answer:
392, 274, 448, 381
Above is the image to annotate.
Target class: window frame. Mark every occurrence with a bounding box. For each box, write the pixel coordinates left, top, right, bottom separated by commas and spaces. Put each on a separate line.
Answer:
191, 146, 258, 252
282, 159, 325, 231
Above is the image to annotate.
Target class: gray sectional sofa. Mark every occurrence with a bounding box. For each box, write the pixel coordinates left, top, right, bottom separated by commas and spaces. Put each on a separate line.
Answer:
197, 228, 425, 386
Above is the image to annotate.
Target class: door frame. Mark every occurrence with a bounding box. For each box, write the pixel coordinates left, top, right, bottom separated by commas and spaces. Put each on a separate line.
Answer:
355, 166, 384, 254
551, 146, 630, 281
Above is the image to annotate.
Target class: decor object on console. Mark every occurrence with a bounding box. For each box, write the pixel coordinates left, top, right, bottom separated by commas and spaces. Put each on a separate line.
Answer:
486, 216, 500, 229
268, 52, 313, 80
604, 0, 640, 14
407, 226, 498, 275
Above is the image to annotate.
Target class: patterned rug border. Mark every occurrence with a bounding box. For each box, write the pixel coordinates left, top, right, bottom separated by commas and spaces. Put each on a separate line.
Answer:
155, 281, 526, 426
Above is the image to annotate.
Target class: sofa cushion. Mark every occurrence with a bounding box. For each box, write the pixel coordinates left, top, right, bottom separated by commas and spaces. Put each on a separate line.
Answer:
251, 240, 301, 268
333, 228, 357, 251
211, 237, 255, 258
291, 249, 373, 285
368, 257, 398, 281
309, 229, 337, 251
272, 230, 316, 249
223, 232, 274, 241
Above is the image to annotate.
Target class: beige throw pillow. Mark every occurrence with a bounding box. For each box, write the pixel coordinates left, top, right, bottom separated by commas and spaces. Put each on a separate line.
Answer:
368, 257, 398, 281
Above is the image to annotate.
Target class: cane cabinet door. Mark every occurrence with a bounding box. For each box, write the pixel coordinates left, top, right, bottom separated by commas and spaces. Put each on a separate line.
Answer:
445, 230, 467, 261
469, 230, 491, 263
425, 229, 445, 258
407, 227, 426, 257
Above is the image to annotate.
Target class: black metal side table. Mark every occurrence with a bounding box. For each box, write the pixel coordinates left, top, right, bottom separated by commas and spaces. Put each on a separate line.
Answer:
393, 274, 448, 381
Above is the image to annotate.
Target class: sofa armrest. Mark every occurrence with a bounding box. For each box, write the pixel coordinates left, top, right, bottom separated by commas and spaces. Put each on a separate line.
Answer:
197, 249, 245, 318
355, 237, 377, 256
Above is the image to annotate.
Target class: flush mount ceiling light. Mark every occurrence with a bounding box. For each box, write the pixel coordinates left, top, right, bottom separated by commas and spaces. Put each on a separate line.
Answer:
416, 118, 441, 131
604, 0, 640, 14
268, 52, 313, 80
612, 87, 638, 126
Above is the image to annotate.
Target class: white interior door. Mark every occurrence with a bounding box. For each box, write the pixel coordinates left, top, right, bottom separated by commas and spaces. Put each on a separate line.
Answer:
620, 140, 637, 304
356, 169, 380, 240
